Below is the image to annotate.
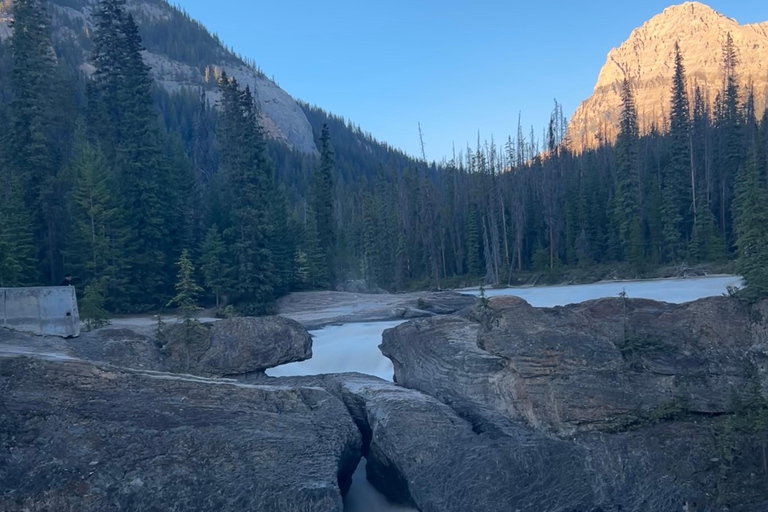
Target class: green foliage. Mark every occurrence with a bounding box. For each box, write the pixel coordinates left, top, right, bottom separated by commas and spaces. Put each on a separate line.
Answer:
733, 141, 768, 301
312, 123, 336, 287
167, 249, 202, 328
712, 376, 768, 507
199, 225, 232, 308
614, 79, 643, 267
217, 74, 279, 312
80, 279, 111, 331
0, 3, 765, 315
660, 43, 692, 262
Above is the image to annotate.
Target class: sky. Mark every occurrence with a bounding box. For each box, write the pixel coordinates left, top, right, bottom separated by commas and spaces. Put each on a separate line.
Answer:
179, 0, 768, 161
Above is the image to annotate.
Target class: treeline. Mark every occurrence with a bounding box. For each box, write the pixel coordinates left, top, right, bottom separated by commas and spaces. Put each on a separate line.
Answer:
337, 38, 768, 298
1, 0, 767, 317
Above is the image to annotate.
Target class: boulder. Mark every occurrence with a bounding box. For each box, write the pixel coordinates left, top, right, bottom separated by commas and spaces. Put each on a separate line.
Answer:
383, 296, 768, 433
164, 316, 312, 377
409, 291, 477, 315
0, 355, 361, 512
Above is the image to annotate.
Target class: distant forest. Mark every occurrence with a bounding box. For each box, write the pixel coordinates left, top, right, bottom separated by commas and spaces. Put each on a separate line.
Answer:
1, 0, 767, 317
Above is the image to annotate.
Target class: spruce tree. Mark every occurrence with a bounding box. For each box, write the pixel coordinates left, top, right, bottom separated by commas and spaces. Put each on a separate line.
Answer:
466, 205, 481, 276
80, 279, 111, 331
303, 203, 327, 289
167, 249, 202, 327
9, 0, 58, 284
660, 43, 692, 262
733, 141, 768, 300
614, 78, 643, 268
64, 133, 123, 296
217, 75, 278, 313
313, 124, 336, 287
199, 225, 232, 308
91, 0, 174, 309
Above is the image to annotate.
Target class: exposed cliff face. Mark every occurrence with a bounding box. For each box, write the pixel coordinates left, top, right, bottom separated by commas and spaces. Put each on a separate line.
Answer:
568, 2, 768, 150
0, 0, 318, 154
381, 295, 768, 510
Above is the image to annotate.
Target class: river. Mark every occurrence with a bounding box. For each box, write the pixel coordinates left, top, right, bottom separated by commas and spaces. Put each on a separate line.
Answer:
266, 275, 742, 512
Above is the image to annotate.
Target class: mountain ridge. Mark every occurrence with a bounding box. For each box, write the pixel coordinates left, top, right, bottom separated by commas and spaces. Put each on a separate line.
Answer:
0, 0, 319, 154
567, 1, 768, 149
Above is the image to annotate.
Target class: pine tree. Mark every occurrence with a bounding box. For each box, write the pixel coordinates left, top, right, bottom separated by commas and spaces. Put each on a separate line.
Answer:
64, 133, 123, 296
167, 249, 202, 327
217, 75, 278, 313
466, 205, 481, 277
660, 43, 692, 262
303, 203, 327, 289
90, 0, 174, 309
9, 0, 59, 284
362, 192, 379, 287
199, 226, 232, 308
80, 279, 111, 331
313, 124, 336, 287
733, 141, 768, 300
614, 78, 644, 268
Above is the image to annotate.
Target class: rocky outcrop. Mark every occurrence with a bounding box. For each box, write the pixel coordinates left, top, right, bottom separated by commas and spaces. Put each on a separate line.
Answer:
383, 295, 768, 433
0, 0, 317, 154
163, 316, 312, 377
337, 375, 595, 512
381, 295, 768, 510
277, 290, 477, 329
568, 2, 768, 150
0, 355, 361, 512
0, 316, 314, 378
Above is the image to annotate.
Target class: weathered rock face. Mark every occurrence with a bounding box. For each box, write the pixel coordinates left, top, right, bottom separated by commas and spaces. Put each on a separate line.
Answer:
0, 355, 361, 512
568, 2, 768, 150
164, 316, 312, 377
384, 295, 768, 433
0, 0, 317, 154
381, 296, 768, 510
277, 290, 477, 330
337, 375, 596, 512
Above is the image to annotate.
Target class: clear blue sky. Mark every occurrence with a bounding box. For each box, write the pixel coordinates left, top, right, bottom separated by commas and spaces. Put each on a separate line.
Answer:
179, 0, 767, 160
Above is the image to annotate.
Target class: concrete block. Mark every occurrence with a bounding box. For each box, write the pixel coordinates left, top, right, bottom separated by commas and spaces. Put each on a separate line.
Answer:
1, 287, 80, 338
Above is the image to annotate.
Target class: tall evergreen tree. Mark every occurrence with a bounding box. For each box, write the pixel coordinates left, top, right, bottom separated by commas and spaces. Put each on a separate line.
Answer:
733, 140, 768, 300
661, 42, 692, 262
199, 225, 232, 308
217, 75, 278, 313
90, 0, 177, 310
9, 0, 59, 284
313, 124, 337, 287
64, 133, 124, 300
614, 78, 644, 268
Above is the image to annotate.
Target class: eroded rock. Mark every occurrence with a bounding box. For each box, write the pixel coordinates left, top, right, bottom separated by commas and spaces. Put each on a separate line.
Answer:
383, 296, 768, 432
0, 355, 361, 512
163, 316, 312, 377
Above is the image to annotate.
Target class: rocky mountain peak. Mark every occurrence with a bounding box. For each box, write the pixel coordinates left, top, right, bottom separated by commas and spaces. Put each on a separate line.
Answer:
567, 2, 768, 150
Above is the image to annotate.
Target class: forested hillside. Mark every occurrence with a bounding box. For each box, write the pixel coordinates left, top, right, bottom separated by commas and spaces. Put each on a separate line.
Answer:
1, 0, 766, 316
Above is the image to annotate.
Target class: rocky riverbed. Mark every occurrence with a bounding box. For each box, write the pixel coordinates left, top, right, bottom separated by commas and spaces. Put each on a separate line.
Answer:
1, 279, 767, 511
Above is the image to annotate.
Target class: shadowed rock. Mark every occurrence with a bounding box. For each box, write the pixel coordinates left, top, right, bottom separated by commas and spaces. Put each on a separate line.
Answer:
383, 296, 768, 433
163, 316, 312, 377
0, 355, 361, 512
380, 295, 768, 510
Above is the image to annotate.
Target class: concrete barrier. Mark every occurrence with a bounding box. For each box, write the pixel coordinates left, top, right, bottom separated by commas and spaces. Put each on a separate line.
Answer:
1, 287, 81, 338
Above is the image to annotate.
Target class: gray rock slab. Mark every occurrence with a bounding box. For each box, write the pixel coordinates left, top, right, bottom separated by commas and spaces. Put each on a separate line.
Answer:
0, 355, 361, 512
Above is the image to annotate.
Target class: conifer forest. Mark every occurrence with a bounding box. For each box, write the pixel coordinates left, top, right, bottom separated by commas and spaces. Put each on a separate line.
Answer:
1, 0, 767, 315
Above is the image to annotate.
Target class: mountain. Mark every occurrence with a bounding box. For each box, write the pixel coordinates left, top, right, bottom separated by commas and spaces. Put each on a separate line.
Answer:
0, 0, 318, 154
567, 1, 768, 150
